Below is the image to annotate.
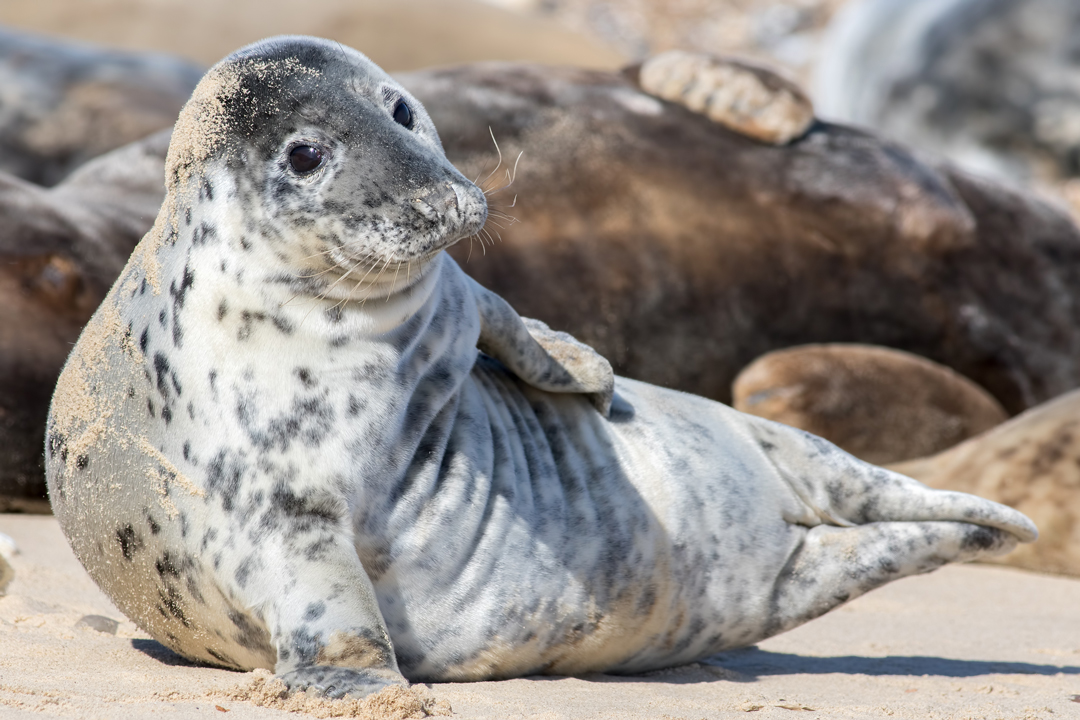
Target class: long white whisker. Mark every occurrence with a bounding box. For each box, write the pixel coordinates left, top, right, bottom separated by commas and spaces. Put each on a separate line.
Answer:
477, 126, 506, 190
387, 262, 402, 301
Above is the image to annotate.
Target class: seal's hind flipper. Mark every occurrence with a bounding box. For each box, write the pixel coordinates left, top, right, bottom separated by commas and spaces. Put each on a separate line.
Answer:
469, 275, 614, 415
769, 520, 1018, 636
637, 50, 815, 145
747, 415, 1039, 543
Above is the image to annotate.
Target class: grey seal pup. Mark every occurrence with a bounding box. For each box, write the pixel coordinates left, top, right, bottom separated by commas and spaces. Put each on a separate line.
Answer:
45, 36, 1037, 698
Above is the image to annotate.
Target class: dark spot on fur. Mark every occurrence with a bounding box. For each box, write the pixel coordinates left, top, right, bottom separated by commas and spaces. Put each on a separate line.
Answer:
158, 585, 191, 627
75, 454, 89, 470
139, 327, 149, 353
205, 647, 238, 667
154, 353, 172, 399
217, 300, 228, 320
229, 610, 272, 653
206, 451, 246, 512
155, 552, 182, 578
272, 314, 294, 335
236, 392, 335, 452
304, 601, 326, 622
47, 430, 67, 465
234, 557, 253, 588
963, 526, 1001, 552
116, 525, 142, 561
269, 484, 343, 524
170, 265, 195, 309
289, 628, 321, 665
192, 222, 217, 246
237, 310, 267, 341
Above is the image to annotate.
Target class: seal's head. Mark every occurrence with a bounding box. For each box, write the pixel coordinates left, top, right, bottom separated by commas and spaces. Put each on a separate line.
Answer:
164, 35, 487, 298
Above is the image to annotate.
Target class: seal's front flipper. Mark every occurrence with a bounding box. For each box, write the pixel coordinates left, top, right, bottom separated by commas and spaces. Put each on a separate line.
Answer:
250, 522, 408, 698
279, 665, 405, 699
470, 277, 614, 416
768, 520, 1018, 637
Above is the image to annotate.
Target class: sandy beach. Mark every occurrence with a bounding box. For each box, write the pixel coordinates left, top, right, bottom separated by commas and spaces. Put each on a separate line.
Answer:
2, 513, 1078, 719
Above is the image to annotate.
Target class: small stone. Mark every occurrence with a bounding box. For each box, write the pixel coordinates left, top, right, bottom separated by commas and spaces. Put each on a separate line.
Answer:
75, 614, 120, 634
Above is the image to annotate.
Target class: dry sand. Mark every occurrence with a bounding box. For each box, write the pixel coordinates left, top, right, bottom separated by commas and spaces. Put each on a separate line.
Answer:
2, 513, 1079, 719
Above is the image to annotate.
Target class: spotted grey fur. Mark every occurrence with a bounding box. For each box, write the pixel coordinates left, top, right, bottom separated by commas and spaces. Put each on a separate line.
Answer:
45, 36, 1038, 698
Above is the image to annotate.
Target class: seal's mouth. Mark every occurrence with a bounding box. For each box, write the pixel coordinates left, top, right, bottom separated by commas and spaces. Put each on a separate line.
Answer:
292, 174, 488, 302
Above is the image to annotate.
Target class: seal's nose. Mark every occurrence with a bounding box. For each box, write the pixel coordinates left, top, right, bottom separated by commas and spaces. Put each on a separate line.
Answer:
411, 183, 461, 221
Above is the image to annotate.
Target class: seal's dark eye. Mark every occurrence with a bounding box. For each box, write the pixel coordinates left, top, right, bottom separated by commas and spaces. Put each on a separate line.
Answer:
289, 145, 323, 174
392, 100, 413, 129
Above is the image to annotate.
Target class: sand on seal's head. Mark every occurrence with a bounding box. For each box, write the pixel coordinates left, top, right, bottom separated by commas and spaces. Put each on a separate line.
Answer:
135, 50, 322, 294
165, 53, 320, 194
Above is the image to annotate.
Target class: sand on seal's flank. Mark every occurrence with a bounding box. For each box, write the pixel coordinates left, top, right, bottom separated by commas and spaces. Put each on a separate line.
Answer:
2, 513, 1080, 719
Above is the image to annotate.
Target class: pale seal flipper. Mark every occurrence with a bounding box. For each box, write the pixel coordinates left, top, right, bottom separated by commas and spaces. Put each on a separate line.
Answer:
744, 415, 1035, 632
472, 276, 613, 415
638, 50, 815, 145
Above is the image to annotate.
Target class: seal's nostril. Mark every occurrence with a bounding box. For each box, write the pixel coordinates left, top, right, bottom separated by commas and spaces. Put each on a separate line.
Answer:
447, 183, 462, 213
413, 184, 462, 219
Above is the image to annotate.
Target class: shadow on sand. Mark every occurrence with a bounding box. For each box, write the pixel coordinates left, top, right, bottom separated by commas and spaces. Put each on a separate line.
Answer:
553, 647, 1080, 685
130, 638, 209, 668
697, 647, 1080, 681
